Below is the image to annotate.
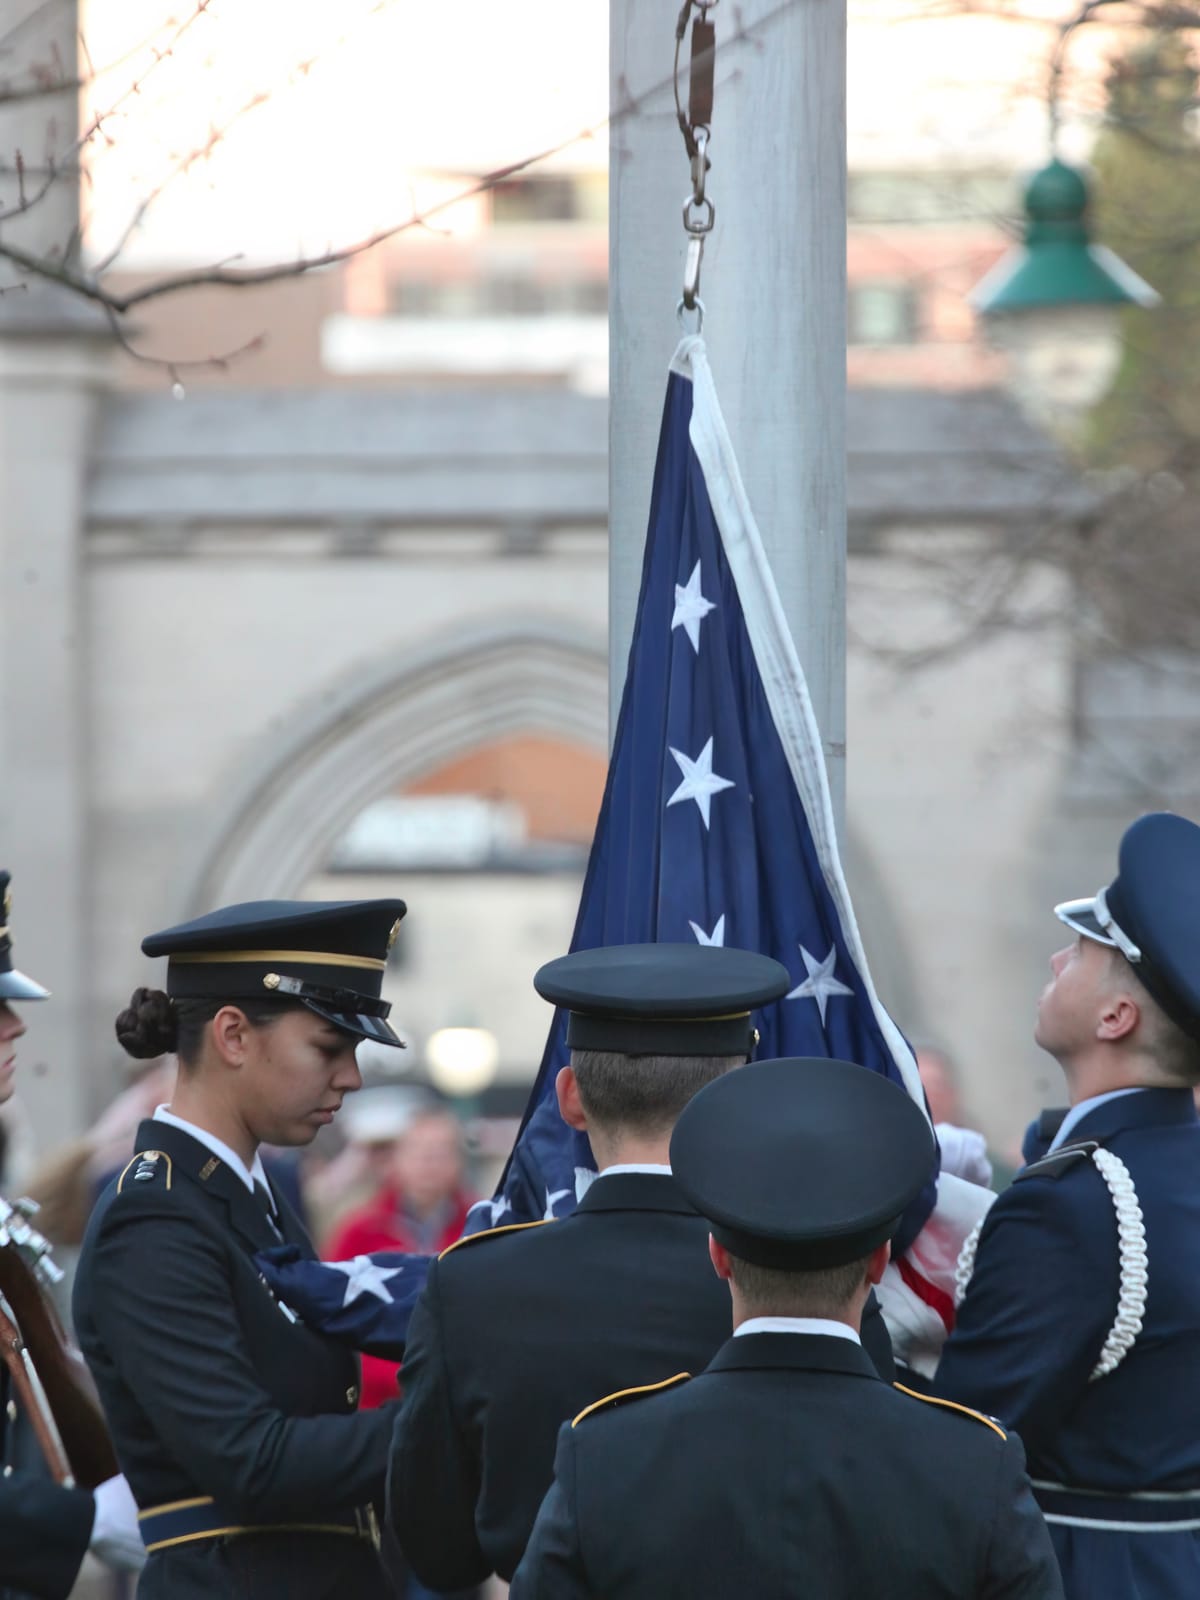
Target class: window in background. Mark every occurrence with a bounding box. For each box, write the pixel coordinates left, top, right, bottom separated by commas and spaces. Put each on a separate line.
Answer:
848, 281, 920, 346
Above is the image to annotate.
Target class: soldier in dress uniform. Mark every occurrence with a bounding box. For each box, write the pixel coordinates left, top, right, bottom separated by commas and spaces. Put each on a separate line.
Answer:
936, 812, 1200, 1599
392, 942, 877, 1590
511, 1057, 1063, 1600
0, 870, 143, 1600
72, 896, 408, 1600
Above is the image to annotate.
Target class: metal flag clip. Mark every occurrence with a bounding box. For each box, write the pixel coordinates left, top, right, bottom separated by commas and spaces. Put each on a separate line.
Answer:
674, 3, 717, 317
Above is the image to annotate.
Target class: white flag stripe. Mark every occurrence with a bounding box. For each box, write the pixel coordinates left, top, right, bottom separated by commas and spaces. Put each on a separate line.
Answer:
675, 335, 926, 1118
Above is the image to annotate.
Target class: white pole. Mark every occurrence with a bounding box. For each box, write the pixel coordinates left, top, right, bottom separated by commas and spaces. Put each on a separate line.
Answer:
609, 0, 847, 825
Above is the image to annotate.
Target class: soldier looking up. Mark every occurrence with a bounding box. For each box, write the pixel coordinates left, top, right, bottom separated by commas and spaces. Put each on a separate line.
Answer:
937, 812, 1200, 1600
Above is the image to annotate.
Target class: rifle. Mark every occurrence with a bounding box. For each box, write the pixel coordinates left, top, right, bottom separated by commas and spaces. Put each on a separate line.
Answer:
0, 1196, 118, 1488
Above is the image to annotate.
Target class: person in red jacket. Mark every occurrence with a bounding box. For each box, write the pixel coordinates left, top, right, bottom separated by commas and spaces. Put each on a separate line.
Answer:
325, 1098, 475, 1410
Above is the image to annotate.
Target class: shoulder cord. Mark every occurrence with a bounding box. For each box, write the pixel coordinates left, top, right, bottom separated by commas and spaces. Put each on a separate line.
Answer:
953, 1218, 984, 1307
951, 1147, 1147, 1383
1088, 1147, 1147, 1381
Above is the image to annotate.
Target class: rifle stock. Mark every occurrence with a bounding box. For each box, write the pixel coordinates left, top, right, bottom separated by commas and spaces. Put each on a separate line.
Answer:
0, 1239, 118, 1488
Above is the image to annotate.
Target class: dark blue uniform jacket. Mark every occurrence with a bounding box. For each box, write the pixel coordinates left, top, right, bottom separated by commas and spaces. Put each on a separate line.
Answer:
511, 1331, 1062, 1599
0, 1374, 92, 1600
73, 1119, 394, 1600
389, 1170, 897, 1588
937, 1087, 1200, 1600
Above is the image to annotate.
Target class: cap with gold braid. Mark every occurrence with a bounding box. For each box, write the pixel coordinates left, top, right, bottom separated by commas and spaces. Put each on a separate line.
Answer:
533, 943, 790, 1057
142, 897, 407, 1046
0, 871, 50, 1002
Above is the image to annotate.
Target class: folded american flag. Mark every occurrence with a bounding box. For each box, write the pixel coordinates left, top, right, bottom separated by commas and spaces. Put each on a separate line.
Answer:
256, 1246, 429, 1356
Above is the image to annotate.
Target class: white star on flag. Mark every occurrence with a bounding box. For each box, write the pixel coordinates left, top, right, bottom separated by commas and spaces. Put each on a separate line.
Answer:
667, 737, 735, 831
671, 560, 716, 653
486, 1197, 513, 1227
544, 1187, 572, 1220
328, 1254, 405, 1309
787, 944, 854, 1026
689, 914, 726, 947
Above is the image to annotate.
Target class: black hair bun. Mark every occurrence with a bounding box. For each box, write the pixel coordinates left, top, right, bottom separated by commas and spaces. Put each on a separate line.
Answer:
114, 987, 178, 1059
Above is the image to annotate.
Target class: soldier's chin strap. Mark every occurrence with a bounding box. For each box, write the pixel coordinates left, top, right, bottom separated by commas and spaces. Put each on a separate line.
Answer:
1093, 887, 1143, 965
954, 1142, 1147, 1384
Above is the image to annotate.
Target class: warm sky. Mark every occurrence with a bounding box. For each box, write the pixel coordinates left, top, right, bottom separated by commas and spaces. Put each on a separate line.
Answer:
75, 0, 1132, 267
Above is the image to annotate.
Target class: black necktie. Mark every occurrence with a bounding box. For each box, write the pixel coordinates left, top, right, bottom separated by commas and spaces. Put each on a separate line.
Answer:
253, 1180, 282, 1239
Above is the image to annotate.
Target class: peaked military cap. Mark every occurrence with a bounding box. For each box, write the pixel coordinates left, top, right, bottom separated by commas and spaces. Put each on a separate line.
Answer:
533, 943, 791, 1057
670, 1057, 936, 1269
1055, 811, 1200, 1040
0, 872, 49, 1002
142, 897, 407, 1046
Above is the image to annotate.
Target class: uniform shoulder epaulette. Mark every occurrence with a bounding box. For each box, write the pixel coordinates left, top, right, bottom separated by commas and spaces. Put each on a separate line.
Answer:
893, 1383, 1006, 1440
1016, 1139, 1100, 1184
115, 1149, 174, 1194
572, 1372, 691, 1427
438, 1220, 549, 1260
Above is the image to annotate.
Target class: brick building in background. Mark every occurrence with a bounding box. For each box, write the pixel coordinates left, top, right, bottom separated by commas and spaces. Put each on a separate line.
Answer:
107, 165, 1014, 394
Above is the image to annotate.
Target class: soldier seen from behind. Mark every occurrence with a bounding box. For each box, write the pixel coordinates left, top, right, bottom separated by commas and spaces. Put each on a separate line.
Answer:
511, 1058, 1063, 1600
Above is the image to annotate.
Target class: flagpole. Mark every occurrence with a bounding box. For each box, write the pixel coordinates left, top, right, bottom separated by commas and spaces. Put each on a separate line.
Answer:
609, 0, 847, 826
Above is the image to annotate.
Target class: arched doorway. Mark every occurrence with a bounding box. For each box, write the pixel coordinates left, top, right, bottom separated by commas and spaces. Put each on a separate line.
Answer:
179, 618, 608, 912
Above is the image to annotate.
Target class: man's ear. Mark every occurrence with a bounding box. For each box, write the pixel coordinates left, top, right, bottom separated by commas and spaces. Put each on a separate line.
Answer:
555, 1065, 588, 1132
209, 1005, 252, 1069
708, 1235, 734, 1282
1097, 989, 1140, 1044
866, 1241, 891, 1287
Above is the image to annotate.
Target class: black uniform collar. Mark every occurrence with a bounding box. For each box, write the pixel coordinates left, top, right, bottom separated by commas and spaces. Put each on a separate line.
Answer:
705, 1331, 880, 1382
130, 1117, 310, 1256
575, 1170, 699, 1217
1068, 1086, 1196, 1144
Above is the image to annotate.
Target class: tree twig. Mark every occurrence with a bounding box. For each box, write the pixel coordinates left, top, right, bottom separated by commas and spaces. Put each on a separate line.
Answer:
0, 0, 800, 316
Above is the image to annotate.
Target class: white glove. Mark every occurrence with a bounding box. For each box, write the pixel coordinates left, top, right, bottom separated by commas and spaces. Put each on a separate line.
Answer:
935, 1123, 993, 1189
90, 1472, 146, 1573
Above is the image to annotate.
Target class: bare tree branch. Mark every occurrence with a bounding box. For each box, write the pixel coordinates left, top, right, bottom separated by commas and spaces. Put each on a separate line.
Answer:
100, 300, 262, 384
0, 0, 800, 322
0, 0, 213, 107
0, 2, 217, 232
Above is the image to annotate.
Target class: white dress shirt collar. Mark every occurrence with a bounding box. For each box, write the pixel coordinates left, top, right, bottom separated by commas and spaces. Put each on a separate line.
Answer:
153, 1105, 271, 1198
596, 1163, 673, 1177
734, 1316, 861, 1345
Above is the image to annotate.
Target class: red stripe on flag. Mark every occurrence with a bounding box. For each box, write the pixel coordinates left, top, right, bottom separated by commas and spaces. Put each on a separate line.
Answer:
897, 1256, 956, 1334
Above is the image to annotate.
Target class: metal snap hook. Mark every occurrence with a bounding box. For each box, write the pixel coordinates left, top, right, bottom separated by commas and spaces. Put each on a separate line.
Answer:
682, 195, 715, 236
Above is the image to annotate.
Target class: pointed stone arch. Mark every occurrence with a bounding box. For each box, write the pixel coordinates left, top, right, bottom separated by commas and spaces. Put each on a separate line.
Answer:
180, 618, 608, 912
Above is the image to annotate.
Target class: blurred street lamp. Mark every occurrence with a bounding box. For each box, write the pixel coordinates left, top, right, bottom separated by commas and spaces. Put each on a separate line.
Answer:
426, 1025, 499, 1099
971, 159, 1158, 440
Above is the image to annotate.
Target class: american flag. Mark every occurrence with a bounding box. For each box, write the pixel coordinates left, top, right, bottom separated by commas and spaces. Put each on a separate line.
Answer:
256, 338, 947, 1348
469, 336, 936, 1253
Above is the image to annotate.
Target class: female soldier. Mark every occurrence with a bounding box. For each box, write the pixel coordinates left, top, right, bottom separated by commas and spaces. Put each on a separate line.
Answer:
73, 896, 408, 1600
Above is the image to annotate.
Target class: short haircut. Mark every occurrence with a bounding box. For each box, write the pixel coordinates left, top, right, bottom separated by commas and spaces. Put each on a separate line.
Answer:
1111, 952, 1200, 1086
569, 1049, 744, 1137
727, 1252, 871, 1319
